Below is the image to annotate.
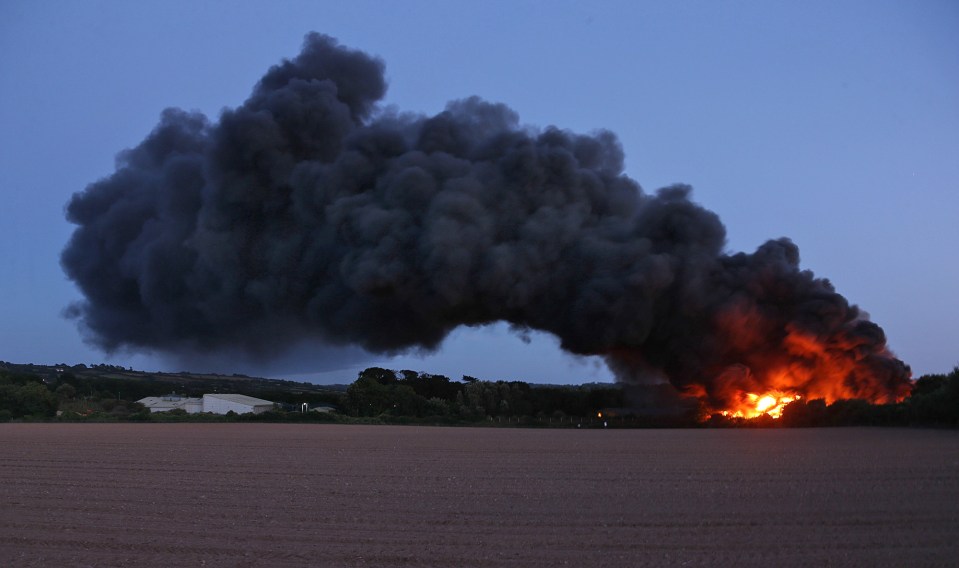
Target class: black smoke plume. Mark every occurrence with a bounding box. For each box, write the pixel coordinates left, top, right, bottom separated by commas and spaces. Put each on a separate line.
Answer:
62, 33, 910, 408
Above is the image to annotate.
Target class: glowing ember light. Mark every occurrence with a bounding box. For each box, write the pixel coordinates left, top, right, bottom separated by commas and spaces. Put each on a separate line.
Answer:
720, 391, 800, 419
693, 305, 912, 423
755, 395, 777, 413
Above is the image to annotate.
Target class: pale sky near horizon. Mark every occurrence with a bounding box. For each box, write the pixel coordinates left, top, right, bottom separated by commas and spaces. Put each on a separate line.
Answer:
1, 0, 957, 384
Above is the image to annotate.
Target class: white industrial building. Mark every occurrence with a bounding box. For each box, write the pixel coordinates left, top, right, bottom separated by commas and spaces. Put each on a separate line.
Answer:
202, 393, 275, 415
137, 394, 203, 414
137, 393, 275, 415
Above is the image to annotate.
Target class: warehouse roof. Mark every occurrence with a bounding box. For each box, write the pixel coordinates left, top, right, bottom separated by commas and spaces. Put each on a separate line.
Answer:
203, 393, 274, 406
137, 396, 202, 411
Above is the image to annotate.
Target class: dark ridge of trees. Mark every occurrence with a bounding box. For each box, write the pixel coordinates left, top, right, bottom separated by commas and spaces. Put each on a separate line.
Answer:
900, 366, 959, 426
0, 361, 345, 422
343, 367, 668, 424
0, 370, 57, 420
0, 360, 343, 406
340, 366, 959, 428
0, 361, 956, 427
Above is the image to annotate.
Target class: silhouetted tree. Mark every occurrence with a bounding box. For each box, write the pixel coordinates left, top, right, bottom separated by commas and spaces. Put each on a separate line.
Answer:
780, 398, 827, 427
345, 375, 393, 416
358, 367, 398, 386
905, 367, 959, 426
55, 383, 77, 401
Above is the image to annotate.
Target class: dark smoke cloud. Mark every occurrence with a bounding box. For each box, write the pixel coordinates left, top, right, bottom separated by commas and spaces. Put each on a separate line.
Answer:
62, 33, 910, 405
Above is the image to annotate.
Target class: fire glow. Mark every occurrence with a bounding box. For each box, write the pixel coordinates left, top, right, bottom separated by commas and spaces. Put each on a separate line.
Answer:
60, 33, 913, 416
688, 342, 913, 420
721, 391, 799, 419
667, 295, 914, 420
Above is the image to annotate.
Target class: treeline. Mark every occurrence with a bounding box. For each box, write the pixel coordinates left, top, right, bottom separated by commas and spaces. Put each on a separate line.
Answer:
0, 369, 58, 421
343, 366, 959, 427
0, 368, 152, 421
343, 367, 626, 423
779, 366, 959, 427
0, 364, 627, 425
0, 364, 344, 422
1, 363, 957, 427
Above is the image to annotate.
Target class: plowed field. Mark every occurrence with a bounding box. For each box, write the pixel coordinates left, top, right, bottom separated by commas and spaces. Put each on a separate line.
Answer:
1, 424, 957, 567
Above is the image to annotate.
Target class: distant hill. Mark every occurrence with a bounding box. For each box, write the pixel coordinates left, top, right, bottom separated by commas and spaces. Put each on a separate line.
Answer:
0, 361, 347, 404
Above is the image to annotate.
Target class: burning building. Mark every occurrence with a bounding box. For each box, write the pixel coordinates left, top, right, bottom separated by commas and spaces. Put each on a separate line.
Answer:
61, 33, 911, 418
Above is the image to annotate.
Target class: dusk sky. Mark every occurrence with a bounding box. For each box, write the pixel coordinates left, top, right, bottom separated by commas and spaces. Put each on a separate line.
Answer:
1, 0, 956, 385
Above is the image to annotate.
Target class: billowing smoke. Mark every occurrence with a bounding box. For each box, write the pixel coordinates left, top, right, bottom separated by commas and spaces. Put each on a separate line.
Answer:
62, 33, 911, 410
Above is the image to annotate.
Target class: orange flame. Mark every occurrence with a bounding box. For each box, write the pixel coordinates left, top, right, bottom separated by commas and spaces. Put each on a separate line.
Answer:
699, 303, 911, 419
720, 390, 799, 419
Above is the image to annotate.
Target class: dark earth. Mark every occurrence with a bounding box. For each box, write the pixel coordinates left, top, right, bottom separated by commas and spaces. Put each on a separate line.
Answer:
1, 424, 957, 567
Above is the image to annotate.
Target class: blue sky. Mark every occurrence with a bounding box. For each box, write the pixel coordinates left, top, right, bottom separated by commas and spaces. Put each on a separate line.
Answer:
1, 0, 956, 384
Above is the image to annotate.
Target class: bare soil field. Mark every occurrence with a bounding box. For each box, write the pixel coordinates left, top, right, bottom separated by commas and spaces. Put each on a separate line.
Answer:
0, 424, 956, 567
